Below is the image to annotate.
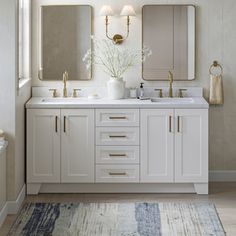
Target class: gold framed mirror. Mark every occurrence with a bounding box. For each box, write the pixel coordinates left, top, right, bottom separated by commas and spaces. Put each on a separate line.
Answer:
38, 5, 92, 81
142, 5, 196, 81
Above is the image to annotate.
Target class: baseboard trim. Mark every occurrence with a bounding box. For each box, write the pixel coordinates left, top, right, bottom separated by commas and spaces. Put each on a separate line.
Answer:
0, 184, 25, 227
0, 203, 8, 227
210, 171, 236, 182
7, 184, 26, 214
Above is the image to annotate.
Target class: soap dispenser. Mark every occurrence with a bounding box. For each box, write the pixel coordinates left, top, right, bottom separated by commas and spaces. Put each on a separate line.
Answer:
139, 83, 144, 98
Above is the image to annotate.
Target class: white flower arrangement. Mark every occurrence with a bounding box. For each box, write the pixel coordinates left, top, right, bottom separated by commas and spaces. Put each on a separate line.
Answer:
83, 36, 152, 79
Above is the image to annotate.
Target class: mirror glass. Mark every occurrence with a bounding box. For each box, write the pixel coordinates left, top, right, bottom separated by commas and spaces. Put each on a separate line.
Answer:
39, 5, 92, 81
142, 5, 195, 81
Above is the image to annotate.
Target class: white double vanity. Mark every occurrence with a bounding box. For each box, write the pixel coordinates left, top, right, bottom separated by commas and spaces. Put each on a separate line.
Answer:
26, 88, 209, 195
25, 4, 208, 195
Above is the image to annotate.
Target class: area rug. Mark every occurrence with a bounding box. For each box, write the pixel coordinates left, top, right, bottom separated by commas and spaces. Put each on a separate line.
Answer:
8, 202, 225, 236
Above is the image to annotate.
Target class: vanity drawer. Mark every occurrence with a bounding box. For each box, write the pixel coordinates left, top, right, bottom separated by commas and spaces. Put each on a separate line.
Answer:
96, 109, 139, 127
96, 165, 139, 183
96, 146, 139, 164
96, 127, 139, 146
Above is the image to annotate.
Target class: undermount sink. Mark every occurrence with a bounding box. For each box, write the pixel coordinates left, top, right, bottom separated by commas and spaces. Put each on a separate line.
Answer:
41, 97, 195, 104
41, 98, 88, 103
151, 97, 194, 104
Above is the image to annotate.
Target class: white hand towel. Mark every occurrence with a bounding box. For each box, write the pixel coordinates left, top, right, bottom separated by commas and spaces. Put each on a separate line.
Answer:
209, 74, 223, 105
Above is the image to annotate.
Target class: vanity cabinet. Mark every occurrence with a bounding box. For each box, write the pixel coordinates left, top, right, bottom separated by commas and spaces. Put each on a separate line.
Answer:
95, 109, 140, 183
27, 109, 61, 183
175, 109, 208, 182
140, 109, 174, 182
26, 104, 208, 194
27, 109, 94, 184
140, 109, 208, 183
61, 109, 94, 183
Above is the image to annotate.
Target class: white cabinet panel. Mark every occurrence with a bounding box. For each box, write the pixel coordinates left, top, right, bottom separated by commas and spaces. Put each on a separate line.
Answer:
27, 109, 60, 183
61, 109, 94, 183
175, 109, 208, 182
141, 109, 174, 182
96, 127, 139, 146
96, 146, 139, 164
96, 165, 139, 183
96, 109, 139, 127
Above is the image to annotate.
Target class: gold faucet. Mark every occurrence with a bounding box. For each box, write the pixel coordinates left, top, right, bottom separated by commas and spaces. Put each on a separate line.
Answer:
62, 71, 68, 98
168, 71, 173, 98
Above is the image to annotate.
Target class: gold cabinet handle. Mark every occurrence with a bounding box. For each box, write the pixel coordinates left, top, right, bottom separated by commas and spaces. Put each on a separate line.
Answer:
109, 172, 127, 176
72, 88, 81, 98
49, 89, 57, 98
169, 116, 172, 133
109, 135, 127, 138
178, 89, 187, 98
63, 116, 66, 133
154, 89, 163, 98
177, 116, 180, 132
109, 116, 127, 120
55, 116, 58, 133
109, 154, 127, 157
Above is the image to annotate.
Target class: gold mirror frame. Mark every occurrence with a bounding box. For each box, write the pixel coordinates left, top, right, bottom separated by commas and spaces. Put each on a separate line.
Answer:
38, 5, 93, 81
142, 4, 196, 81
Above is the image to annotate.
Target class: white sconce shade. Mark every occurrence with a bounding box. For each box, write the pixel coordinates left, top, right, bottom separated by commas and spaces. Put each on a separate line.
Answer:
120, 5, 136, 16
99, 5, 114, 16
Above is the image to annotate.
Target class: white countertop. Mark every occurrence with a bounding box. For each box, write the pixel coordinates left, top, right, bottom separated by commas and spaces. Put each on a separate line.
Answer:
26, 97, 209, 109
0, 141, 8, 156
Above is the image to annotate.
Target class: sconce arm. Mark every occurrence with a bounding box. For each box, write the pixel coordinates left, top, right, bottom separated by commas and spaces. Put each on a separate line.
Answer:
105, 16, 114, 41
104, 15, 132, 44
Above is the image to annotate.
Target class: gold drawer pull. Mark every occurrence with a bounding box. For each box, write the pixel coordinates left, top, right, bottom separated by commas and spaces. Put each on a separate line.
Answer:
109, 154, 127, 157
109, 172, 127, 176
177, 116, 180, 133
55, 116, 58, 133
109, 135, 127, 138
109, 116, 127, 120
63, 116, 66, 133
169, 116, 172, 133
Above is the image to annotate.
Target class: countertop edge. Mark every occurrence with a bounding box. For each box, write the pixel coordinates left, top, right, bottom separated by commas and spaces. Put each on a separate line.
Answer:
25, 97, 209, 109
26, 104, 209, 109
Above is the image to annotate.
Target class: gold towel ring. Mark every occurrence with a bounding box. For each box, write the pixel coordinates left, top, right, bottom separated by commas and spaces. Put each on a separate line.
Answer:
209, 61, 223, 76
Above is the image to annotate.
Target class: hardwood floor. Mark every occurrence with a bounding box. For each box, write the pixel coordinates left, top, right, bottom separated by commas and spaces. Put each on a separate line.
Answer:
1, 182, 236, 236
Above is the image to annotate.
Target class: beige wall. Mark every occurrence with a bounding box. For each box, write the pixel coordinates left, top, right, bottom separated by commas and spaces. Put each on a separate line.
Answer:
31, 0, 236, 171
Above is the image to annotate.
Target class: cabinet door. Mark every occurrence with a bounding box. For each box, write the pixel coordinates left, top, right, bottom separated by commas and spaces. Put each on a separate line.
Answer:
61, 109, 94, 183
175, 109, 208, 182
141, 109, 174, 182
27, 109, 60, 183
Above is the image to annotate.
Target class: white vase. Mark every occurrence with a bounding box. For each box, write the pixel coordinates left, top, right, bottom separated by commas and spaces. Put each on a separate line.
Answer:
107, 77, 125, 100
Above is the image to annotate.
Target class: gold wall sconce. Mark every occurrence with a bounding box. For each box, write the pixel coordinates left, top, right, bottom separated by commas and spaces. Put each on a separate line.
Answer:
99, 5, 136, 44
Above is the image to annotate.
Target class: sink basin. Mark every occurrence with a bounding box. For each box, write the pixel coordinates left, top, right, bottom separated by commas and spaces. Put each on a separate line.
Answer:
151, 98, 194, 104
41, 98, 88, 103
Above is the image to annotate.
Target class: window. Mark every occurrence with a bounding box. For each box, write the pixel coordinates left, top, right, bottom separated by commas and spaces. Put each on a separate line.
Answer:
18, 0, 23, 80
17, 0, 30, 89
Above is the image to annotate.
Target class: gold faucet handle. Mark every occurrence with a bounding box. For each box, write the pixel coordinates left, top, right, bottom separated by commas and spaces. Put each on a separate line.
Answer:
72, 88, 81, 98
178, 89, 187, 98
154, 89, 163, 98
49, 89, 57, 98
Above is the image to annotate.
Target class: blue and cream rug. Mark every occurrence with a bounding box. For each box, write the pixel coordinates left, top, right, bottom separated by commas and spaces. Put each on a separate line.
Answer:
8, 202, 225, 236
